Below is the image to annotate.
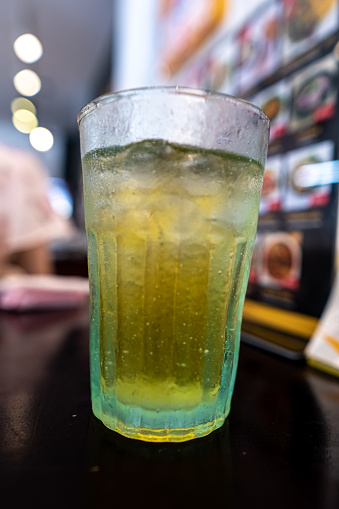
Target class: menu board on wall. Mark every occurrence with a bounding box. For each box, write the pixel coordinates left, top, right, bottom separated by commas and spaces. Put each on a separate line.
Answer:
158, 0, 227, 77
290, 54, 338, 131
248, 139, 336, 306
237, 0, 283, 92
156, 0, 339, 358
198, 32, 241, 95
282, 0, 339, 63
227, 2, 338, 357
251, 80, 291, 140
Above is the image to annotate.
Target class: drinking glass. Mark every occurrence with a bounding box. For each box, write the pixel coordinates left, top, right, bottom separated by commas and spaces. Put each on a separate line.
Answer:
78, 87, 269, 442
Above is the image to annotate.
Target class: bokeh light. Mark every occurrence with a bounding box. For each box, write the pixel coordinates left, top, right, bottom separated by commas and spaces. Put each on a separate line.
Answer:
12, 109, 38, 133
13, 69, 41, 96
14, 34, 43, 64
29, 127, 54, 151
11, 97, 36, 115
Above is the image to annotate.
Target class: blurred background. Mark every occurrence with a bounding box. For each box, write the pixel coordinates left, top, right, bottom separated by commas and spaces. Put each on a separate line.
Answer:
0, 0, 338, 357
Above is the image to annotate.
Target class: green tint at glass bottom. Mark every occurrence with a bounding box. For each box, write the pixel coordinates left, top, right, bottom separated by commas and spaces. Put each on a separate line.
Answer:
91, 389, 232, 442
89, 315, 242, 442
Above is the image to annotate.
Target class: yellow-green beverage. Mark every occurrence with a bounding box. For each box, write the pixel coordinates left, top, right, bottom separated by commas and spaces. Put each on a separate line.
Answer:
82, 139, 264, 442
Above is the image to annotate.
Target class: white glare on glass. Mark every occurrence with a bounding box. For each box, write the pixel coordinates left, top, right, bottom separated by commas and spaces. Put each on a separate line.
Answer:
13, 70, 41, 96
29, 127, 54, 151
14, 34, 43, 63
11, 97, 36, 115
12, 109, 38, 133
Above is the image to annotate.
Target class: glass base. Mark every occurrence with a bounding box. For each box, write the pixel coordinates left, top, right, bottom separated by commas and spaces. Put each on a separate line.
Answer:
92, 398, 230, 443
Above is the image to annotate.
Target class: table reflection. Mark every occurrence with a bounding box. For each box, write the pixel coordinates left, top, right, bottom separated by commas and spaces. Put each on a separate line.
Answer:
84, 415, 234, 509
0, 307, 89, 467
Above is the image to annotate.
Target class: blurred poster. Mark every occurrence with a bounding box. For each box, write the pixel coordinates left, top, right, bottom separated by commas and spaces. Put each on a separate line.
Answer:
290, 54, 338, 132
259, 231, 303, 291
238, 0, 283, 92
173, 58, 204, 88
283, 141, 334, 211
282, 0, 339, 63
260, 154, 283, 214
252, 80, 291, 140
248, 233, 262, 285
158, 0, 227, 77
198, 33, 241, 95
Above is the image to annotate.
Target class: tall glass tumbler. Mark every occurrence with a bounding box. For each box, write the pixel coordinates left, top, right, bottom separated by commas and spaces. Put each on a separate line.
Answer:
78, 87, 269, 442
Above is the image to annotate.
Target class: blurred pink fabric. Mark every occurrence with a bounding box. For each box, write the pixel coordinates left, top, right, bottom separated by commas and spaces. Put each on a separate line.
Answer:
0, 274, 89, 311
0, 144, 72, 254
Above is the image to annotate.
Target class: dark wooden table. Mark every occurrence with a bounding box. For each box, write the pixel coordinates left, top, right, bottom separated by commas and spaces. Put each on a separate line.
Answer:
0, 307, 338, 509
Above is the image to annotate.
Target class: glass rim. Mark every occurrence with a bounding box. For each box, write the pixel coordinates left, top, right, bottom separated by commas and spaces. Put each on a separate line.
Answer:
77, 86, 270, 126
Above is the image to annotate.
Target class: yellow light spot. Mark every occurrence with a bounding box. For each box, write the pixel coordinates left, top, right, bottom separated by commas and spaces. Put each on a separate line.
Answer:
12, 109, 38, 133
11, 97, 36, 115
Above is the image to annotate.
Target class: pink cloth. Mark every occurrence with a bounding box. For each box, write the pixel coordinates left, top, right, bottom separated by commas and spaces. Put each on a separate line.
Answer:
0, 144, 72, 254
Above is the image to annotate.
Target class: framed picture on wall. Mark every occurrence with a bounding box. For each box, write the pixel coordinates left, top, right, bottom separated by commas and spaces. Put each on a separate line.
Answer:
281, 0, 339, 63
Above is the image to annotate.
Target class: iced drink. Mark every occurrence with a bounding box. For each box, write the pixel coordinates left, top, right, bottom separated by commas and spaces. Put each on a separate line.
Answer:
78, 87, 269, 442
